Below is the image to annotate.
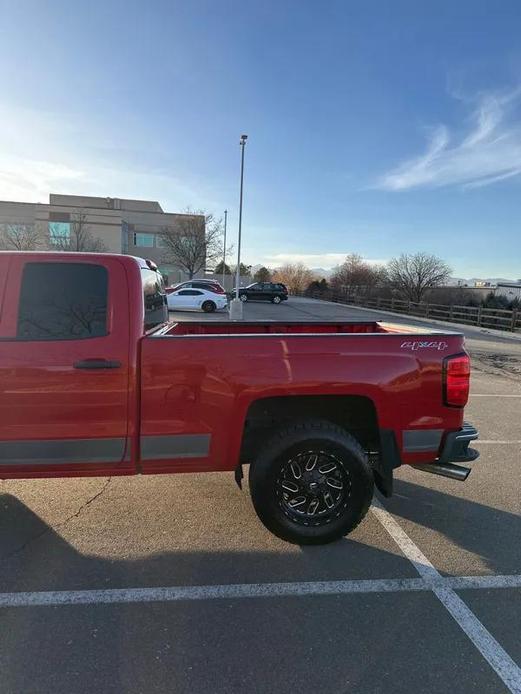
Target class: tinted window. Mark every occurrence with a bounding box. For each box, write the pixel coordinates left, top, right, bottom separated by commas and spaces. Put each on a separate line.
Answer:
179, 289, 202, 296
17, 263, 108, 340
193, 282, 214, 290
142, 268, 168, 330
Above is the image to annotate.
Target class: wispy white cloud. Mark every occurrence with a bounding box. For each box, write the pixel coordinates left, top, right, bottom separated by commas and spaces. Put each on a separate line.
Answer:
0, 103, 219, 209
375, 88, 521, 191
256, 252, 387, 269
0, 151, 207, 210
0, 157, 84, 202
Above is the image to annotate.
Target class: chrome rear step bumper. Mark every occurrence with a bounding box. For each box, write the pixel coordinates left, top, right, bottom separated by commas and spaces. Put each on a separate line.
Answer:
413, 423, 479, 481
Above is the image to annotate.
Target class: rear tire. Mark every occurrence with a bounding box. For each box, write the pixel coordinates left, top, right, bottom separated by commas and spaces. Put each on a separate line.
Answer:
249, 419, 374, 545
272, 295, 282, 304
202, 300, 216, 313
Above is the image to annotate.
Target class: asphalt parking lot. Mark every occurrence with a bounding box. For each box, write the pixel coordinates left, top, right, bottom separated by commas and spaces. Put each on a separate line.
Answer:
1, 296, 520, 694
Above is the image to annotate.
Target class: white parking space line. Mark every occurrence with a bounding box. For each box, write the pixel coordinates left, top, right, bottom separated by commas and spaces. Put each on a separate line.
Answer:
0, 574, 520, 609
471, 394, 521, 398
371, 498, 521, 694
474, 440, 521, 445
448, 575, 521, 590
0, 578, 428, 607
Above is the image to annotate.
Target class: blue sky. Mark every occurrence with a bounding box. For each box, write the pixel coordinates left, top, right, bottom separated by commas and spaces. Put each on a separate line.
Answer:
1, 0, 521, 277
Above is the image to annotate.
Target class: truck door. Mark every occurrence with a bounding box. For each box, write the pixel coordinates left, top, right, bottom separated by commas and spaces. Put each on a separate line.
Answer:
0, 256, 132, 477
261, 283, 273, 299
186, 289, 205, 309
249, 283, 263, 300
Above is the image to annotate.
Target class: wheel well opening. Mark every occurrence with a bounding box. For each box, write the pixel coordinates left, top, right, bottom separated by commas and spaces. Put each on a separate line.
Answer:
240, 395, 379, 463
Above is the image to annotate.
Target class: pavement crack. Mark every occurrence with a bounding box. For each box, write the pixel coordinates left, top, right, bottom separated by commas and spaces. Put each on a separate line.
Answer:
60, 477, 112, 526
1, 477, 112, 561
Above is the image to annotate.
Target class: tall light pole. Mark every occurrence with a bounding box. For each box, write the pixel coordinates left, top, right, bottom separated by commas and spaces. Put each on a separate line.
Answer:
235, 134, 247, 299
230, 134, 248, 320
222, 209, 228, 289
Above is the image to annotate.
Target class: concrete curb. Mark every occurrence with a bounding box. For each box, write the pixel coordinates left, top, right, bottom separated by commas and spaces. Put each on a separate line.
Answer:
300, 297, 521, 342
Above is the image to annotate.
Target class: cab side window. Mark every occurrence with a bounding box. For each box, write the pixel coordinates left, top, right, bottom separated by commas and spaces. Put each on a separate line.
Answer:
17, 262, 108, 340
142, 268, 168, 330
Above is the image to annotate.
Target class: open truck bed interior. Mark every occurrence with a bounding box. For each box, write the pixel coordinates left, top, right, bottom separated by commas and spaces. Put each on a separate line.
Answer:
158, 320, 457, 337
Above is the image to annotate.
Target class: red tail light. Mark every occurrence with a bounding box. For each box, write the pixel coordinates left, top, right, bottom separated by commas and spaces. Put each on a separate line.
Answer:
443, 354, 470, 407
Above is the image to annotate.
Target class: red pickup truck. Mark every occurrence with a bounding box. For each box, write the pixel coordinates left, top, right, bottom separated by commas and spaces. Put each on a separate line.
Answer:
0, 252, 479, 544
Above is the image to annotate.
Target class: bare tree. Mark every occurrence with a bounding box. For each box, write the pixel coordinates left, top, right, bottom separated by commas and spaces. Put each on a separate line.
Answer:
330, 254, 387, 296
159, 209, 225, 279
0, 223, 41, 250
19, 295, 106, 339
272, 263, 315, 293
253, 266, 272, 283
387, 252, 451, 303
50, 211, 107, 252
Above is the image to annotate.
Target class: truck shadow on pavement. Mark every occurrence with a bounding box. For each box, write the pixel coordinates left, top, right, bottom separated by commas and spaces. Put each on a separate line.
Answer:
384, 478, 521, 575
1, 476, 519, 592
0, 492, 412, 593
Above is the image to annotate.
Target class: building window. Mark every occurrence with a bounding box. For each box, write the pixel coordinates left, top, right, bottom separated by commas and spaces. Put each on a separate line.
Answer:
17, 263, 108, 340
133, 232, 155, 247
49, 221, 71, 246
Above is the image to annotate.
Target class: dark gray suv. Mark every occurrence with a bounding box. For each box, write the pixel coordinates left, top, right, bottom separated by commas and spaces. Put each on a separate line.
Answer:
235, 282, 289, 303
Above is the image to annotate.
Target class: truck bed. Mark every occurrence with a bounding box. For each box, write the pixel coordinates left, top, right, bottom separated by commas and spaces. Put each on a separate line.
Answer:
141, 319, 466, 476
159, 320, 458, 336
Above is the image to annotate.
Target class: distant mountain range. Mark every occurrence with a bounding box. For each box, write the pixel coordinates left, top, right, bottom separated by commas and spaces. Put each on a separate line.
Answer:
284, 270, 519, 284
448, 277, 520, 286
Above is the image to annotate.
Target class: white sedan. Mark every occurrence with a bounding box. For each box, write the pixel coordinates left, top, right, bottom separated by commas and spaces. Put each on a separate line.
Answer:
167, 287, 228, 313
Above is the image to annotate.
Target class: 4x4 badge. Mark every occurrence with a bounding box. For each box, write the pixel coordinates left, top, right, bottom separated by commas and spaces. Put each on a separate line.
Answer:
400, 340, 449, 351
